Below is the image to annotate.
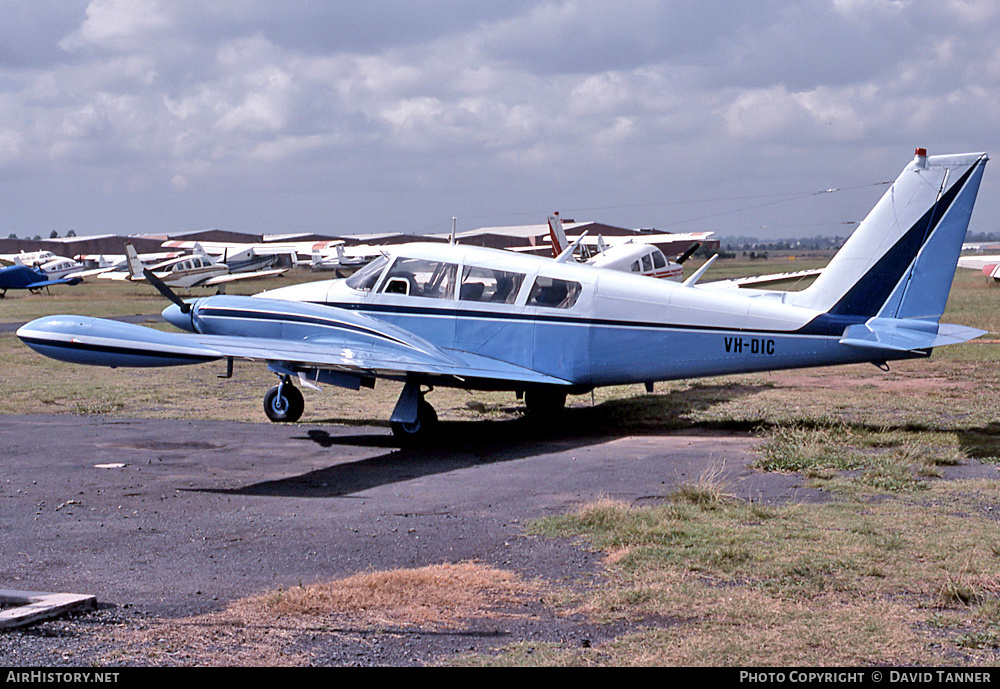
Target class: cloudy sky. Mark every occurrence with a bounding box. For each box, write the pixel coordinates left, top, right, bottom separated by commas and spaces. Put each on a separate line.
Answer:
1, 0, 998, 240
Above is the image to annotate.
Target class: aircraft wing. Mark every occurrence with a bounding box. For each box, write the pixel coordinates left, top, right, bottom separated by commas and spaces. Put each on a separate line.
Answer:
957, 255, 1000, 278
22, 276, 83, 289
199, 268, 289, 286
698, 268, 823, 289
18, 299, 573, 388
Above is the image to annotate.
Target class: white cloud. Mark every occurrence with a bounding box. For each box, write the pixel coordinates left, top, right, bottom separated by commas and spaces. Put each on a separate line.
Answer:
60, 0, 172, 52
0, 1, 997, 238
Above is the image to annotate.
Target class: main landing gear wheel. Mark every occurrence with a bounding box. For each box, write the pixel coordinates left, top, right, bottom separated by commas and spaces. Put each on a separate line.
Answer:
390, 399, 438, 443
263, 382, 304, 423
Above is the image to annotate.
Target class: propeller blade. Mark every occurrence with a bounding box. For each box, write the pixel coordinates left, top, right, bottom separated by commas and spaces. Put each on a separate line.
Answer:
676, 242, 701, 264
143, 268, 191, 313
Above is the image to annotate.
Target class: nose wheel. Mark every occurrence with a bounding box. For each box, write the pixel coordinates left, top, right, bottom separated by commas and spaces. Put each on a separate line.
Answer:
263, 379, 304, 423
390, 399, 438, 442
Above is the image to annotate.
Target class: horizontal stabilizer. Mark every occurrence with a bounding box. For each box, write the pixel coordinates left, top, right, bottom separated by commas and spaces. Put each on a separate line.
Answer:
839, 317, 987, 352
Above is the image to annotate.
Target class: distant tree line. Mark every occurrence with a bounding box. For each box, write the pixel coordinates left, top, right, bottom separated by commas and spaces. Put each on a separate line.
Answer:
721, 235, 847, 252
965, 231, 1000, 244
5, 230, 77, 240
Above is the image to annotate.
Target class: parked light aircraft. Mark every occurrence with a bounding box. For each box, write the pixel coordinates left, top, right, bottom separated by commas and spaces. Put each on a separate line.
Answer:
310, 242, 386, 273
1, 250, 63, 266
547, 211, 822, 289
16, 150, 988, 443
546, 212, 691, 280
32, 256, 84, 280
0, 252, 84, 279
0, 263, 81, 297
100, 243, 288, 288
162, 238, 330, 264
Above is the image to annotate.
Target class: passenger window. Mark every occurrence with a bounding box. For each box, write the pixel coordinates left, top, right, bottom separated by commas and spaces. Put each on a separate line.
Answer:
526, 276, 582, 309
380, 257, 457, 299
652, 250, 666, 269
345, 255, 388, 290
631, 261, 641, 272
459, 266, 525, 304
642, 255, 653, 272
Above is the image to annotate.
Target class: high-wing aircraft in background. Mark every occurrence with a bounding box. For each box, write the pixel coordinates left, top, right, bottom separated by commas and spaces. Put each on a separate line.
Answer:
0, 263, 81, 297
17, 149, 989, 443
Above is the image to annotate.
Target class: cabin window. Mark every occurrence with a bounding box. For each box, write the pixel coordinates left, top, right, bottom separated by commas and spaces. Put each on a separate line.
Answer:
652, 250, 666, 269
526, 276, 582, 309
459, 266, 525, 304
631, 261, 641, 272
642, 254, 653, 272
380, 257, 457, 300
345, 255, 388, 290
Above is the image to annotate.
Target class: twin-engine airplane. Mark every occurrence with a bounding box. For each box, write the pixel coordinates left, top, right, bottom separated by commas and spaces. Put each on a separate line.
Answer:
17, 149, 989, 442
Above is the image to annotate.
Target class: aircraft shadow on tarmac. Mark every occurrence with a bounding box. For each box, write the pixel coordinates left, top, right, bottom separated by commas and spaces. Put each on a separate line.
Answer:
199, 381, 767, 499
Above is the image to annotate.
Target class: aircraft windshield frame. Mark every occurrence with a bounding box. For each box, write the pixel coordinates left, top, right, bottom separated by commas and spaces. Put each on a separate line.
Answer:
345, 255, 389, 290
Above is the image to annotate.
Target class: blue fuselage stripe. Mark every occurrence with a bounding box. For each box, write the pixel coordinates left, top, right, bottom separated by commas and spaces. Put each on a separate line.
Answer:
310, 301, 862, 338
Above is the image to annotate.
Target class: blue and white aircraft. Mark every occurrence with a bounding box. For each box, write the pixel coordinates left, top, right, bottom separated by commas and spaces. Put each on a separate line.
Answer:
16, 149, 989, 442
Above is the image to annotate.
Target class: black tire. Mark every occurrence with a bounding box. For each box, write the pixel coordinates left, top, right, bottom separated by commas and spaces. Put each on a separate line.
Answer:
523, 387, 567, 418
390, 400, 438, 443
263, 384, 304, 423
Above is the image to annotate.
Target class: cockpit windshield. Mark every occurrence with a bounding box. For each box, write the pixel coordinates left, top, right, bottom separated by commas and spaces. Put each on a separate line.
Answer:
345, 255, 388, 290
380, 257, 458, 299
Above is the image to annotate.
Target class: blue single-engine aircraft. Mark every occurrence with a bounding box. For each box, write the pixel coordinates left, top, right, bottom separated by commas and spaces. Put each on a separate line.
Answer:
0, 263, 82, 297
16, 149, 989, 442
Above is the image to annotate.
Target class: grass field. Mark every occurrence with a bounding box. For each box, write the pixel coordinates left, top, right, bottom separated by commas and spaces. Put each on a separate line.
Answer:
4, 257, 1000, 666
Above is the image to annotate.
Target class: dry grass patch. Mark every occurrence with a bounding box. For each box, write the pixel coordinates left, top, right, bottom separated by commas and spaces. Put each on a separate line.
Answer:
236, 562, 541, 629
97, 562, 546, 666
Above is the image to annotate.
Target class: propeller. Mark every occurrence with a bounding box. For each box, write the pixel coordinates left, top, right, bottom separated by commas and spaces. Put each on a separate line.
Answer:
675, 242, 702, 265
143, 268, 191, 314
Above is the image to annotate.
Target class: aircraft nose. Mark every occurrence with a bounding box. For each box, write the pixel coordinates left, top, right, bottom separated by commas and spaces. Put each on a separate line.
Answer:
162, 302, 195, 331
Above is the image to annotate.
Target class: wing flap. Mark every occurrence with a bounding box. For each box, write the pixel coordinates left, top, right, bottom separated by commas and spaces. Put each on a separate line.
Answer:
189, 332, 571, 385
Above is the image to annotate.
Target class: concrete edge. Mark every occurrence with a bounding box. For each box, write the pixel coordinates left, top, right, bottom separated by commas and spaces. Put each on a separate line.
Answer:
0, 590, 97, 630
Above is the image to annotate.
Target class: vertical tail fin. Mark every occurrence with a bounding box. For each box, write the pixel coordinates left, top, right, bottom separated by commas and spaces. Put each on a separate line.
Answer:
547, 212, 568, 258
789, 149, 988, 322
124, 242, 145, 281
